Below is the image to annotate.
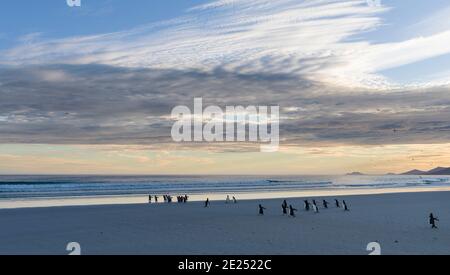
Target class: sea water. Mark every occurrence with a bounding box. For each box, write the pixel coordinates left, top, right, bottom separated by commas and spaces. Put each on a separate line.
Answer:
0, 174, 449, 199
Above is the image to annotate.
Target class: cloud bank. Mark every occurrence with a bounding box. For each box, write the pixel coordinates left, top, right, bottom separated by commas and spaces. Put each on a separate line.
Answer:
1, 64, 450, 150
1, 0, 450, 151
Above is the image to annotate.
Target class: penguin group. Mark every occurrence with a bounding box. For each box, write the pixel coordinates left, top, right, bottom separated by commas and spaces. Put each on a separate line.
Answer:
149, 194, 439, 230
301, 198, 349, 213
148, 194, 189, 204
261, 198, 351, 218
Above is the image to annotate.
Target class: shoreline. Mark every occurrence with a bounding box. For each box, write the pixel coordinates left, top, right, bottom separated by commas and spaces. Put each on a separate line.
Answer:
1, 186, 450, 209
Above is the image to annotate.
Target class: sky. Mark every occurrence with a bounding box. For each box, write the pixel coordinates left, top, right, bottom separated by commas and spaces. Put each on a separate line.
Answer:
1, 0, 450, 175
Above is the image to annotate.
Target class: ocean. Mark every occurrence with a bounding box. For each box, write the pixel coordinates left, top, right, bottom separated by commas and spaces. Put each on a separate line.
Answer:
0, 174, 449, 199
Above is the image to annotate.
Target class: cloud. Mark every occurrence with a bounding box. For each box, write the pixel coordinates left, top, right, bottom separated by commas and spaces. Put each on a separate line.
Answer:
410, 5, 450, 36
1, 64, 450, 151
1, 0, 450, 152
17, 32, 44, 44
1, 0, 448, 88
330, 30, 450, 87
0, 0, 390, 87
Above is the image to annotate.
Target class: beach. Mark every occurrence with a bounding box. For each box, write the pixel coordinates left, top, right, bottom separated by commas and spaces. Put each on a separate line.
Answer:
0, 190, 449, 255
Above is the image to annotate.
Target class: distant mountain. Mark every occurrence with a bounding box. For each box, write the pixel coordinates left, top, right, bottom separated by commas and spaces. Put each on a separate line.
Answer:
426, 167, 450, 175
401, 169, 426, 175
425, 167, 450, 175
346, 172, 365, 176
401, 167, 450, 175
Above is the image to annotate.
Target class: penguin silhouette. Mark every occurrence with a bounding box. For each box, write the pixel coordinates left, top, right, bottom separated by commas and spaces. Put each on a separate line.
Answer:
282, 200, 288, 215
304, 200, 310, 211
289, 205, 298, 217
259, 204, 266, 215
429, 213, 439, 229
343, 200, 349, 211
312, 202, 319, 213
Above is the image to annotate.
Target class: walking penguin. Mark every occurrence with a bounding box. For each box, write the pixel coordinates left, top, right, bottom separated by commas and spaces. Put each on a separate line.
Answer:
343, 200, 349, 211
312, 201, 319, 213
429, 213, 439, 229
289, 205, 298, 217
304, 200, 310, 211
282, 200, 288, 215
259, 204, 266, 215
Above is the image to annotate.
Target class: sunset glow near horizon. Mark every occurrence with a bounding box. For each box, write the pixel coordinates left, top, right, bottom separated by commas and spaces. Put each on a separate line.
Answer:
1, 0, 450, 175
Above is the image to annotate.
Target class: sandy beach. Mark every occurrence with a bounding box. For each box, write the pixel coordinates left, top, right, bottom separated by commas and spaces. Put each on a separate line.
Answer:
0, 191, 449, 255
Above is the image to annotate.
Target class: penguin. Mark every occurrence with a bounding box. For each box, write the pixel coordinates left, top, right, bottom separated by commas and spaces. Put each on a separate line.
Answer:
259, 204, 266, 215
282, 200, 288, 215
312, 202, 319, 213
289, 205, 298, 217
304, 200, 310, 211
429, 213, 439, 229
343, 200, 349, 211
